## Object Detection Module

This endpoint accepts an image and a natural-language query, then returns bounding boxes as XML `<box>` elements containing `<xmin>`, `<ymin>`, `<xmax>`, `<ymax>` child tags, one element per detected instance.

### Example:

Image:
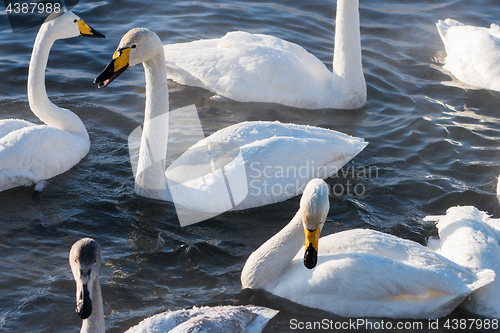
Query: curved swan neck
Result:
<box><xmin>27</xmin><ymin>22</ymin><xmax>88</xmax><ymax>139</ymax></box>
<box><xmin>332</xmin><ymin>0</ymin><xmax>363</xmax><ymax>79</ymax></box>
<box><xmin>28</xmin><ymin>24</ymin><xmax>54</xmax><ymax>114</ymax></box>
<box><xmin>135</xmin><ymin>49</ymin><xmax>170</xmax><ymax>198</ymax></box>
<box><xmin>241</xmin><ymin>210</ymin><xmax>305</xmax><ymax>289</ymax></box>
<box><xmin>81</xmin><ymin>276</ymin><xmax>105</xmax><ymax>333</ymax></box>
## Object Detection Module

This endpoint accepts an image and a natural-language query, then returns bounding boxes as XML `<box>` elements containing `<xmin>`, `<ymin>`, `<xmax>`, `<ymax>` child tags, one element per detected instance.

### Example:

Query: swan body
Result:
<box><xmin>95</xmin><ymin>28</ymin><xmax>366</xmax><ymax>220</ymax></box>
<box><xmin>437</xmin><ymin>18</ymin><xmax>500</xmax><ymax>91</ymax></box>
<box><xmin>70</xmin><ymin>238</ymin><xmax>278</xmax><ymax>333</ymax></box>
<box><xmin>425</xmin><ymin>206</ymin><xmax>500</xmax><ymax>318</ymax></box>
<box><xmin>241</xmin><ymin>179</ymin><xmax>495</xmax><ymax>319</ymax></box>
<box><xmin>0</xmin><ymin>12</ymin><xmax>104</xmax><ymax>192</ymax></box>
<box><xmin>166</xmin><ymin>120</ymin><xmax>367</xmax><ymax>212</ymax></box>
<box><xmin>163</xmin><ymin>0</ymin><xmax>366</xmax><ymax>110</ymax></box>
<box><xmin>124</xmin><ymin>305</ymin><xmax>278</xmax><ymax>333</ymax></box>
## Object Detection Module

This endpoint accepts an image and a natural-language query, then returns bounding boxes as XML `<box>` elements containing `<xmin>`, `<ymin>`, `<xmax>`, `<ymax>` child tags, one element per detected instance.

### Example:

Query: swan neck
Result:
<box><xmin>144</xmin><ymin>54</ymin><xmax>169</xmax><ymax>121</ymax></box>
<box><xmin>28</xmin><ymin>24</ymin><xmax>54</xmax><ymax>116</ymax></box>
<box><xmin>332</xmin><ymin>0</ymin><xmax>362</xmax><ymax>79</ymax></box>
<box><xmin>135</xmin><ymin>52</ymin><xmax>170</xmax><ymax>198</ymax></box>
<box><xmin>241</xmin><ymin>210</ymin><xmax>305</xmax><ymax>289</ymax></box>
<box><xmin>81</xmin><ymin>276</ymin><xmax>105</xmax><ymax>333</ymax></box>
<box><xmin>27</xmin><ymin>23</ymin><xmax>88</xmax><ymax>139</ymax></box>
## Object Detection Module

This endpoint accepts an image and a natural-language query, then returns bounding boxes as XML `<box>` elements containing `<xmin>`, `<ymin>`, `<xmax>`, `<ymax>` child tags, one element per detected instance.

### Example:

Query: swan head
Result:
<box><xmin>94</xmin><ymin>28</ymin><xmax>163</xmax><ymax>88</ymax></box>
<box><xmin>300</xmin><ymin>179</ymin><xmax>329</xmax><ymax>269</ymax></box>
<box><xmin>69</xmin><ymin>238</ymin><xmax>102</xmax><ymax>320</ymax></box>
<box><xmin>42</xmin><ymin>11</ymin><xmax>104</xmax><ymax>40</ymax></box>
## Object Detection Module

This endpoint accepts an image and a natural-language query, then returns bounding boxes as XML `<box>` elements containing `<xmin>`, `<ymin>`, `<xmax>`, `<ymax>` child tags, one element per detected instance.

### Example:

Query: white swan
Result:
<box><xmin>0</xmin><ymin>11</ymin><xmax>104</xmax><ymax>192</ymax></box>
<box><xmin>94</xmin><ymin>28</ymin><xmax>366</xmax><ymax>220</ymax></box>
<box><xmin>437</xmin><ymin>18</ymin><xmax>500</xmax><ymax>91</ymax></box>
<box><xmin>163</xmin><ymin>0</ymin><xmax>366</xmax><ymax>110</ymax></box>
<box><xmin>69</xmin><ymin>238</ymin><xmax>278</xmax><ymax>333</ymax></box>
<box><xmin>425</xmin><ymin>206</ymin><xmax>500</xmax><ymax>318</ymax></box>
<box><xmin>241</xmin><ymin>179</ymin><xmax>495</xmax><ymax>319</ymax></box>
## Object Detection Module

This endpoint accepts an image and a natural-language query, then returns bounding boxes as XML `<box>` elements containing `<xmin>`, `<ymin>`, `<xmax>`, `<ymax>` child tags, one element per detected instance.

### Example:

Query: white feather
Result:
<box><xmin>242</xmin><ymin>180</ymin><xmax>495</xmax><ymax>319</ymax></box>
<box><xmin>0</xmin><ymin>12</ymin><xmax>91</xmax><ymax>192</ymax></box>
<box><xmin>163</xmin><ymin>0</ymin><xmax>366</xmax><ymax>109</ymax></box>
<box><xmin>105</xmin><ymin>28</ymin><xmax>366</xmax><ymax>219</ymax></box>
<box><xmin>437</xmin><ymin>18</ymin><xmax>500</xmax><ymax>91</ymax></box>
<box><xmin>426</xmin><ymin>206</ymin><xmax>500</xmax><ymax>317</ymax></box>
<box><xmin>125</xmin><ymin>305</ymin><xmax>278</xmax><ymax>333</ymax></box>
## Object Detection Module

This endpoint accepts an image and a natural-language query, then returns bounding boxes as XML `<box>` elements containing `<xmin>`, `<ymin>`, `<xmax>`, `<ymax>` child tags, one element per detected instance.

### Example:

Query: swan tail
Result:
<box><xmin>436</xmin><ymin>18</ymin><xmax>464</xmax><ymax>40</ymax></box>
<box><xmin>467</xmin><ymin>269</ymin><xmax>496</xmax><ymax>293</ymax></box>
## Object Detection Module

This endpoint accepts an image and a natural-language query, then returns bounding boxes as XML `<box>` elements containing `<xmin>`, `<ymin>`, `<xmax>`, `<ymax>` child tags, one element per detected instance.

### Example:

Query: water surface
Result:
<box><xmin>1</xmin><ymin>0</ymin><xmax>500</xmax><ymax>332</ymax></box>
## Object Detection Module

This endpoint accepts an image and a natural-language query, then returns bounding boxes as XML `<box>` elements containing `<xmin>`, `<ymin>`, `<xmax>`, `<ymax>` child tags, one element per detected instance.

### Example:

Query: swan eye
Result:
<box><xmin>74</xmin><ymin>19</ymin><xmax>77</xmax><ymax>23</ymax></box>
<box><xmin>131</xmin><ymin>45</ymin><xmax>137</xmax><ymax>49</ymax></box>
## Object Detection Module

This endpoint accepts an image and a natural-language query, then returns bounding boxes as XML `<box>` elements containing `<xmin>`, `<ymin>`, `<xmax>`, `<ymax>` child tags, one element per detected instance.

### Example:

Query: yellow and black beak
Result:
<box><xmin>94</xmin><ymin>47</ymin><xmax>132</xmax><ymax>88</ymax></box>
<box><xmin>77</xmin><ymin>19</ymin><xmax>105</xmax><ymax>38</ymax></box>
<box><xmin>304</xmin><ymin>228</ymin><xmax>321</xmax><ymax>269</ymax></box>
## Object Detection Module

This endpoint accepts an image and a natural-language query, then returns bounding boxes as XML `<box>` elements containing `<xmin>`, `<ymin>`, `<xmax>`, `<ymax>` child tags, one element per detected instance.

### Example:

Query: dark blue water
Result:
<box><xmin>1</xmin><ymin>0</ymin><xmax>500</xmax><ymax>332</ymax></box>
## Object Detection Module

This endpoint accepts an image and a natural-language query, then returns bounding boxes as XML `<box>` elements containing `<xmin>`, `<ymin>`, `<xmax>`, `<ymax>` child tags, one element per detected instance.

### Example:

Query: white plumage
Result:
<box><xmin>164</xmin><ymin>0</ymin><xmax>366</xmax><ymax>109</ymax></box>
<box><xmin>437</xmin><ymin>18</ymin><xmax>500</xmax><ymax>91</ymax></box>
<box><xmin>425</xmin><ymin>206</ymin><xmax>500</xmax><ymax>318</ymax></box>
<box><xmin>0</xmin><ymin>12</ymin><xmax>99</xmax><ymax>192</ymax></box>
<box><xmin>95</xmin><ymin>28</ymin><xmax>366</xmax><ymax>220</ymax></box>
<box><xmin>70</xmin><ymin>238</ymin><xmax>278</xmax><ymax>333</ymax></box>
<box><xmin>125</xmin><ymin>305</ymin><xmax>278</xmax><ymax>333</ymax></box>
<box><xmin>242</xmin><ymin>179</ymin><xmax>495</xmax><ymax>319</ymax></box>
<box><xmin>170</xmin><ymin>120</ymin><xmax>367</xmax><ymax>211</ymax></box>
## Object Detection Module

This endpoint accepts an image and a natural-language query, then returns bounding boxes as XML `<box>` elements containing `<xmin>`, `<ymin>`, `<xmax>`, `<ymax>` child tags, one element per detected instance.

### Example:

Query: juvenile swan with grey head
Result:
<box><xmin>70</xmin><ymin>238</ymin><xmax>105</xmax><ymax>333</ymax></box>
<box><xmin>241</xmin><ymin>178</ymin><xmax>495</xmax><ymax>319</ymax></box>
<box><xmin>69</xmin><ymin>238</ymin><xmax>278</xmax><ymax>332</ymax></box>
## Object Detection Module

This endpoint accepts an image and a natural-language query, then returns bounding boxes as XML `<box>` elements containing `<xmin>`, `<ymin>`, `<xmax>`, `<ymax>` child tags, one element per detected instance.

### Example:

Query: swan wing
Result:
<box><xmin>437</xmin><ymin>19</ymin><xmax>500</xmax><ymax>90</ymax></box>
<box><xmin>0</xmin><ymin>125</ymin><xmax>89</xmax><ymax>190</ymax></box>
<box><xmin>166</xmin><ymin>121</ymin><xmax>366</xmax><ymax>211</ymax></box>
<box><xmin>125</xmin><ymin>305</ymin><xmax>278</xmax><ymax>333</ymax></box>
<box><xmin>164</xmin><ymin>31</ymin><xmax>335</xmax><ymax>108</ymax></box>
<box><xmin>268</xmin><ymin>229</ymin><xmax>493</xmax><ymax>319</ymax></box>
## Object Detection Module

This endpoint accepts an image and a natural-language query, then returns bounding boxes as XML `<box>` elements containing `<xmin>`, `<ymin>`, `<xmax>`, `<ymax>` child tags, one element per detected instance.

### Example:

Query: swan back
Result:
<box><xmin>436</xmin><ymin>19</ymin><xmax>500</xmax><ymax>91</ymax></box>
<box><xmin>125</xmin><ymin>305</ymin><xmax>278</xmax><ymax>333</ymax></box>
<box><xmin>428</xmin><ymin>206</ymin><xmax>500</xmax><ymax>317</ymax></box>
